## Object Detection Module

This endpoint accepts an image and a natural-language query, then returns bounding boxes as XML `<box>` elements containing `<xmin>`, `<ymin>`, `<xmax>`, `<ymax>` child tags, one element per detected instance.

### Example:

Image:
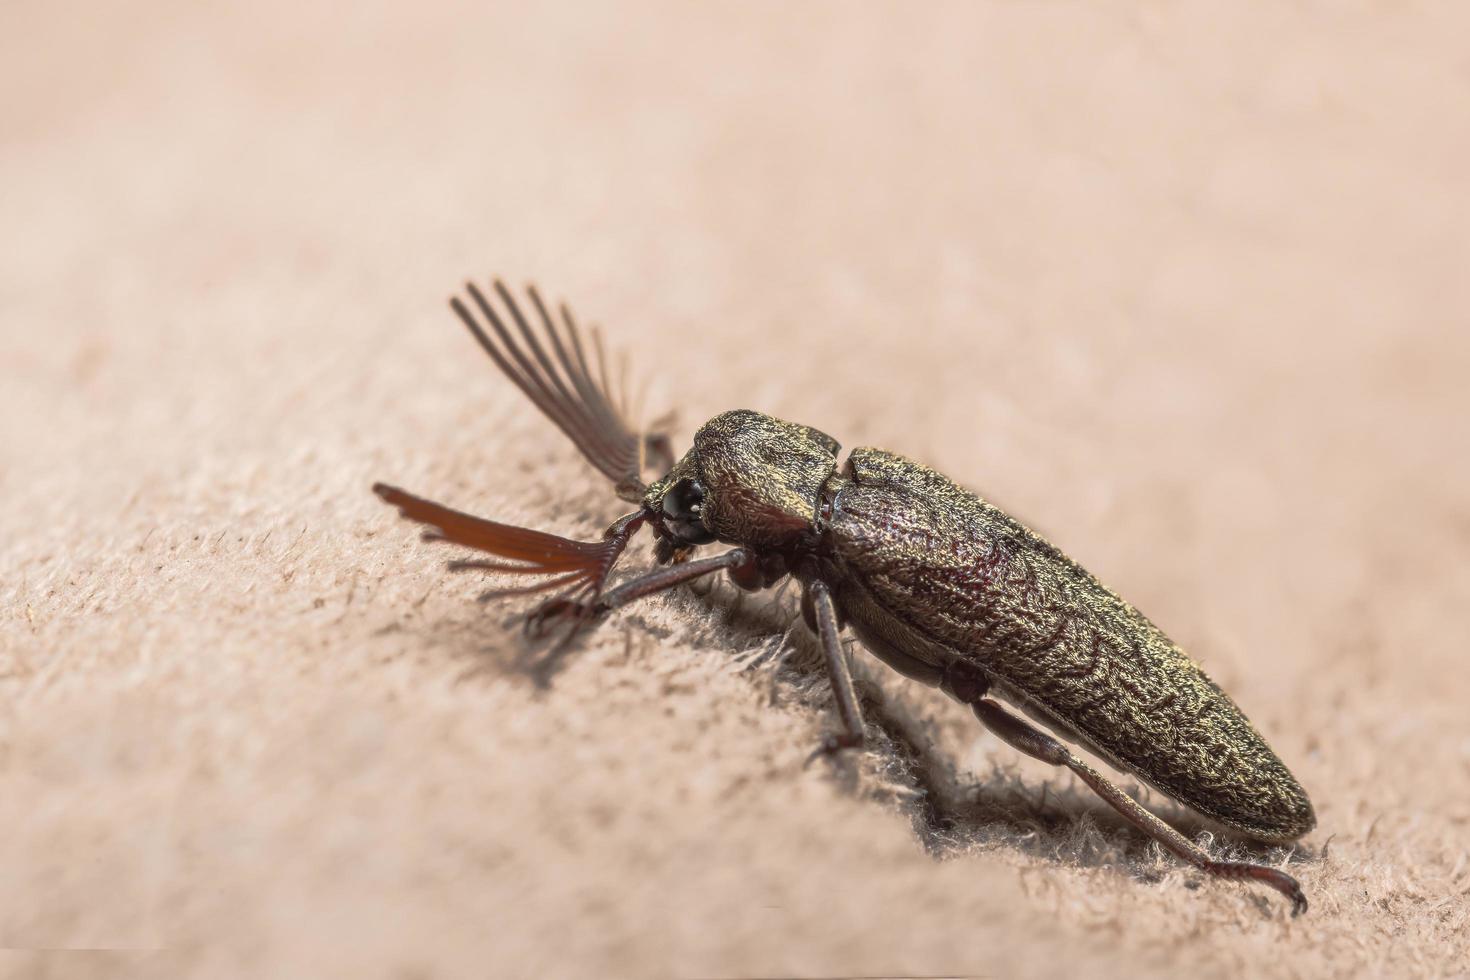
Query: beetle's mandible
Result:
<box><xmin>373</xmin><ymin>279</ymin><xmax>1316</xmax><ymax>915</ymax></box>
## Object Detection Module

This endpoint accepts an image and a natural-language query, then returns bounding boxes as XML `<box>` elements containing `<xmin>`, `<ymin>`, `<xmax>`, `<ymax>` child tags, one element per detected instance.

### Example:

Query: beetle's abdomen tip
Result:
<box><xmin>1242</xmin><ymin>789</ymin><xmax>1317</xmax><ymax>844</ymax></box>
<box><xmin>1283</xmin><ymin>802</ymin><xmax>1318</xmax><ymax>842</ymax></box>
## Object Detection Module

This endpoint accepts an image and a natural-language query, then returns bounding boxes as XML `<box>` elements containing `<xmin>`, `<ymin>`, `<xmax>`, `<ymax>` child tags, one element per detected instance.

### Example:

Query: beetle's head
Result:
<box><xmin>644</xmin><ymin>409</ymin><xmax>840</xmax><ymax>551</ymax></box>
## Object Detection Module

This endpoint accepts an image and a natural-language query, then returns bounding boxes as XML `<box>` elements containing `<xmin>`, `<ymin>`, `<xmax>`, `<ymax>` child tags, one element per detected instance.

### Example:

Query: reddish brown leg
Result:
<box><xmin>971</xmin><ymin>698</ymin><xmax>1308</xmax><ymax>915</ymax></box>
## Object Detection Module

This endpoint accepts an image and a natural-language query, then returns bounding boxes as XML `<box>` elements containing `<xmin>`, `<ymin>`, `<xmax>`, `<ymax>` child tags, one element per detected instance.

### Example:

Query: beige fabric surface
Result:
<box><xmin>4</xmin><ymin>3</ymin><xmax>1469</xmax><ymax>977</ymax></box>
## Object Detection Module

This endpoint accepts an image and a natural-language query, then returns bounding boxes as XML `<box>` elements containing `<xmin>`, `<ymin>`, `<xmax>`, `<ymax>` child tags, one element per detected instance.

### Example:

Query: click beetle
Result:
<box><xmin>374</xmin><ymin>279</ymin><xmax>1315</xmax><ymax>914</ymax></box>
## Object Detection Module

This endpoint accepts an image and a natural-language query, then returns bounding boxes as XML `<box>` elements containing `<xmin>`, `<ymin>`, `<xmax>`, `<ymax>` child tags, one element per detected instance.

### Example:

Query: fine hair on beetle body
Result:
<box><xmin>373</xmin><ymin>277</ymin><xmax>1317</xmax><ymax>916</ymax></box>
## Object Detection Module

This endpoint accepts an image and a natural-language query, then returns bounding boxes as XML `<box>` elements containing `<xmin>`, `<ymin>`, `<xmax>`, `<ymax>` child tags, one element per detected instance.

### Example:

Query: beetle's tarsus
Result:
<box><xmin>1204</xmin><ymin>860</ymin><xmax>1308</xmax><ymax>916</ymax></box>
<box><xmin>803</xmin><ymin>731</ymin><xmax>864</xmax><ymax>770</ymax></box>
<box><xmin>522</xmin><ymin>595</ymin><xmax>603</xmax><ymax>638</ymax></box>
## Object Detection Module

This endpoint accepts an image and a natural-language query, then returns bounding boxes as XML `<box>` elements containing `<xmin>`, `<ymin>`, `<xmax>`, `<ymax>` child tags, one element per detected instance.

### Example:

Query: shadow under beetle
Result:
<box><xmin>374</xmin><ymin>279</ymin><xmax>1316</xmax><ymax>915</ymax></box>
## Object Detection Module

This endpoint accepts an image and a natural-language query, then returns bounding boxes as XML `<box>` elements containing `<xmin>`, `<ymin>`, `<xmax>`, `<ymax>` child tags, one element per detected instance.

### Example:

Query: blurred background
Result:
<box><xmin>3</xmin><ymin>2</ymin><xmax>1468</xmax><ymax>977</ymax></box>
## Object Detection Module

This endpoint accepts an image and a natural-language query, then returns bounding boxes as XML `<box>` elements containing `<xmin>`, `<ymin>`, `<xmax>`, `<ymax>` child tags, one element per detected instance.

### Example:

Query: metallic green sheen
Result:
<box><xmin>819</xmin><ymin>446</ymin><xmax>1315</xmax><ymax>843</ymax></box>
<box><xmin>646</xmin><ymin>409</ymin><xmax>840</xmax><ymax>552</ymax></box>
<box><xmin>663</xmin><ymin>410</ymin><xmax>1315</xmax><ymax>845</ymax></box>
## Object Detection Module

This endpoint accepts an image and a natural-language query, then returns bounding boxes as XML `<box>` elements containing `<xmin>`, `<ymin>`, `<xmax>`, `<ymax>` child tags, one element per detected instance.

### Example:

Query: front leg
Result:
<box><xmin>517</xmin><ymin>547</ymin><xmax>762</xmax><ymax>683</ymax></box>
<box><xmin>526</xmin><ymin>548</ymin><xmax>761</xmax><ymax>637</ymax></box>
<box><xmin>801</xmin><ymin>579</ymin><xmax>866</xmax><ymax>766</ymax></box>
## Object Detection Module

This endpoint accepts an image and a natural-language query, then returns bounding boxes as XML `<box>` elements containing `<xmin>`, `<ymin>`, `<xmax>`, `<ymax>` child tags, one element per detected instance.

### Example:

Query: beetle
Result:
<box><xmin>373</xmin><ymin>278</ymin><xmax>1316</xmax><ymax>914</ymax></box>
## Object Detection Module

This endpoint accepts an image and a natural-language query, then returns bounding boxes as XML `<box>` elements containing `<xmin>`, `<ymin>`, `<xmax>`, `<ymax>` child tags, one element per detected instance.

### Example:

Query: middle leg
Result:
<box><xmin>801</xmin><ymin>579</ymin><xmax>866</xmax><ymax>765</ymax></box>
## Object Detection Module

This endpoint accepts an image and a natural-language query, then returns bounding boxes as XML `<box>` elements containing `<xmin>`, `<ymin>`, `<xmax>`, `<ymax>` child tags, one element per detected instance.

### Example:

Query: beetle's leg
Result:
<box><xmin>520</xmin><ymin>548</ymin><xmax>760</xmax><ymax>683</ymax></box>
<box><xmin>603</xmin><ymin>548</ymin><xmax>759</xmax><ymax>609</ymax></box>
<box><xmin>801</xmin><ymin>579</ymin><xmax>866</xmax><ymax>766</ymax></box>
<box><xmin>526</xmin><ymin>548</ymin><xmax>759</xmax><ymax>634</ymax></box>
<box><xmin>970</xmin><ymin>698</ymin><xmax>1308</xmax><ymax>916</ymax></box>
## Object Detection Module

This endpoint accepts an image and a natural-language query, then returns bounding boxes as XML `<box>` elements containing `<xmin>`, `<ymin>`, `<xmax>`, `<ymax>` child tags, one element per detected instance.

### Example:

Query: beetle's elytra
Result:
<box><xmin>374</xmin><ymin>279</ymin><xmax>1316</xmax><ymax>914</ymax></box>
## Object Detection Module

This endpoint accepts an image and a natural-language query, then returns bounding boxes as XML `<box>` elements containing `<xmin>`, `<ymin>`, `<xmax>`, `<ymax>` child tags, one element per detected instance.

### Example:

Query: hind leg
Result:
<box><xmin>971</xmin><ymin>698</ymin><xmax>1307</xmax><ymax>915</ymax></box>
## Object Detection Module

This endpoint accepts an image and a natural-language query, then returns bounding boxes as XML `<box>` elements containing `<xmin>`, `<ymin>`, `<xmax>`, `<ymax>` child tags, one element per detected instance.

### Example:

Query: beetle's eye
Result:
<box><xmin>662</xmin><ymin>478</ymin><xmax>704</xmax><ymax>522</ymax></box>
<box><xmin>661</xmin><ymin>477</ymin><xmax>716</xmax><ymax>545</ymax></box>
